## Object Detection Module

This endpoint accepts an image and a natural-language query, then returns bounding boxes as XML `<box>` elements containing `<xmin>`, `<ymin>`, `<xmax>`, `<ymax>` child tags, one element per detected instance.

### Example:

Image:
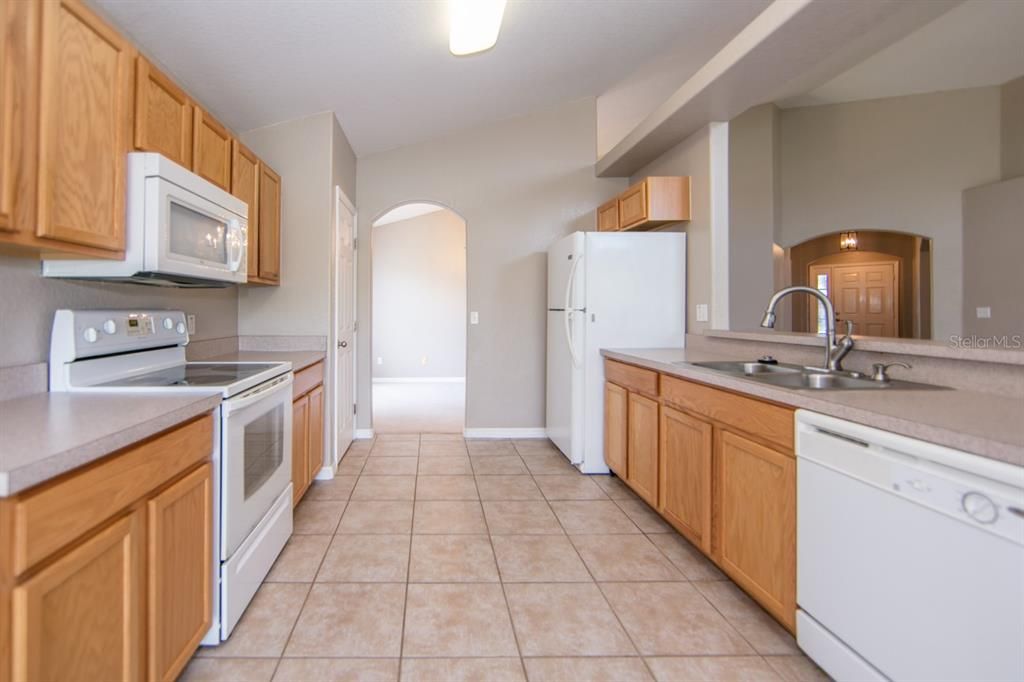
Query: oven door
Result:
<box><xmin>143</xmin><ymin>175</ymin><xmax>246</xmax><ymax>284</ymax></box>
<box><xmin>221</xmin><ymin>373</ymin><xmax>293</xmax><ymax>559</ymax></box>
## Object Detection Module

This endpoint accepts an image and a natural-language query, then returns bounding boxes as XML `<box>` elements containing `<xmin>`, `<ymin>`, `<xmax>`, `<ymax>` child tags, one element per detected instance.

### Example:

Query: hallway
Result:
<box><xmin>372</xmin><ymin>381</ymin><xmax>465</xmax><ymax>434</ymax></box>
<box><xmin>182</xmin><ymin>434</ymin><xmax>828</xmax><ymax>681</ymax></box>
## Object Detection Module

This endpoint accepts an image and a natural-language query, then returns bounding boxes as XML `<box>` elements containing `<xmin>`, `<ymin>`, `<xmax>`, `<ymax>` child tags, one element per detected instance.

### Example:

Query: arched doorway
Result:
<box><xmin>370</xmin><ymin>202</ymin><xmax>467</xmax><ymax>433</ymax></box>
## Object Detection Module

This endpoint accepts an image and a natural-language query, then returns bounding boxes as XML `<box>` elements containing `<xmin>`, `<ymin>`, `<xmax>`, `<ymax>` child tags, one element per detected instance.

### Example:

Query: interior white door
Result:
<box><xmin>334</xmin><ymin>187</ymin><xmax>356</xmax><ymax>459</ymax></box>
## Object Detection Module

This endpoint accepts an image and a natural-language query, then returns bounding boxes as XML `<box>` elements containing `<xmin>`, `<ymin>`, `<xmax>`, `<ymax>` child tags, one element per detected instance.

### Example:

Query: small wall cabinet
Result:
<box><xmin>595</xmin><ymin>176</ymin><xmax>691</xmax><ymax>232</ymax></box>
<box><xmin>255</xmin><ymin>163</ymin><xmax>282</xmax><ymax>284</ymax></box>
<box><xmin>134</xmin><ymin>56</ymin><xmax>193</xmax><ymax>169</ymax></box>
<box><xmin>604</xmin><ymin>359</ymin><xmax>796</xmax><ymax>632</ymax></box>
<box><xmin>292</xmin><ymin>361</ymin><xmax>326</xmax><ymax>505</ymax></box>
<box><xmin>1</xmin><ymin>414</ymin><xmax>215</xmax><ymax>682</ymax></box>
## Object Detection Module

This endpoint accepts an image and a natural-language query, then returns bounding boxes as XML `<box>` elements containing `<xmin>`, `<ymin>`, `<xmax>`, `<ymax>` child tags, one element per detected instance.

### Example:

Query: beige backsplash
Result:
<box><xmin>687</xmin><ymin>333</ymin><xmax>1024</xmax><ymax>399</ymax></box>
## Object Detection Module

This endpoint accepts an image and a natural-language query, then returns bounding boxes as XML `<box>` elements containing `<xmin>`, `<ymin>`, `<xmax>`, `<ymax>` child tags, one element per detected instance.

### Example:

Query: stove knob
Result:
<box><xmin>102</xmin><ymin>319</ymin><xmax>117</xmax><ymax>335</ymax></box>
<box><xmin>962</xmin><ymin>491</ymin><xmax>998</xmax><ymax>524</ymax></box>
<box><xmin>176</xmin><ymin>322</ymin><xmax>186</xmax><ymax>335</ymax></box>
<box><xmin>82</xmin><ymin>327</ymin><xmax>99</xmax><ymax>343</ymax></box>
<box><xmin>163</xmin><ymin>317</ymin><xmax>174</xmax><ymax>331</ymax></box>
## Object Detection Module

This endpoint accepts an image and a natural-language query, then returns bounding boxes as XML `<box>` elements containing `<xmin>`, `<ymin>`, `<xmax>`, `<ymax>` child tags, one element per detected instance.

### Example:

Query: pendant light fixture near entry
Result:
<box><xmin>839</xmin><ymin>231</ymin><xmax>859</xmax><ymax>251</ymax></box>
<box><xmin>449</xmin><ymin>0</ymin><xmax>507</xmax><ymax>56</ymax></box>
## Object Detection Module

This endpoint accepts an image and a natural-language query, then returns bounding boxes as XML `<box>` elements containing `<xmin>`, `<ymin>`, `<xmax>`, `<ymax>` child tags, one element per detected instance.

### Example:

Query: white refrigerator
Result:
<box><xmin>546</xmin><ymin>231</ymin><xmax>686</xmax><ymax>474</ymax></box>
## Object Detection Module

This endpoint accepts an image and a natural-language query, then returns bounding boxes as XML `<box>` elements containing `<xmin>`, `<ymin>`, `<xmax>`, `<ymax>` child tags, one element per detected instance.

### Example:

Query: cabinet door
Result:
<box><xmin>603</xmin><ymin>382</ymin><xmax>628</xmax><ymax>477</ymax></box>
<box><xmin>626</xmin><ymin>392</ymin><xmax>659</xmax><ymax>506</ymax></box>
<box><xmin>715</xmin><ymin>429</ymin><xmax>796</xmax><ymax>631</ymax></box>
<box><xmin>596</xmin><ymin>199</ymin><xmax>619</xmax><ymax>232</ymax></box>
<box><xmin>307</xmin><ymin>385</ymin><xmax>324</xmax><ymax>484</ymax></box>
<box><xmin>12</xmin><ymin>511</ymin><xmax>143</xmax><ymax>682</ymax></box>
<box><xmin>147</xmin><ymin>463</ymin><xmax>212</xmax><ymax>682</ymax></box>
<box><xmin>291</xmin><ymin>395</ymin><xmax>309</xmax><ymax>506</ymax></box>
<box><xmin>192</xmin><ymin>107</ymin><xmax>231</xmax><ymax>191</ymax></box>
<box><xmin>134</xmin><ymin>56</ymin><xmax>192</xmax><ymax>168</ymax></box>
<box><xmin>659</xmin><ymin>406</ymin><xmax>712</xmax><ymax>553</ymax></box>
<box><xmin>257</xmin><ymin>162</ymin><xmax>281</xmax><ymax>282</ymax></box>
<box><xmin>0</xmin><ymin>0</ymin><xmax>22</xmax><ymax>233</ymax></box>
<box><xmin>230</xmin><ymin>141</ymin><xmax>259</xmax><ymax>279</ymax></box>
<box><xmin>36</xmin><ymin>0</ymin><xmax>132</xmax><ymax>251</ymax></box>
<box><xmin>618</xmin><ymin>180</ymin><xmax>647</xmax><ymax>229</ymax></box>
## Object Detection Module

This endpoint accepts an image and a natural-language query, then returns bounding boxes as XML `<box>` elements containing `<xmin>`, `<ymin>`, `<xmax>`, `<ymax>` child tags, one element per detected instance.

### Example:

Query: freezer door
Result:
<box><xmin>547</xmin><ymin>231</ymin><xmax>585</xmax><ymax>310</ymax></box>
<box><xmin>546</xmin><ymin>309</ymin><xmax>584</xmax><ymax>464</ymax></box>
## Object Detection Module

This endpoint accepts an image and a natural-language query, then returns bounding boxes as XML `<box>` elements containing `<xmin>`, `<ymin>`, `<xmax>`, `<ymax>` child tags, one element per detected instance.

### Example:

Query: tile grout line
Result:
<box><xmin>396</xmin><ymin>434</ymin><xmax>421</xmax><ymax>680</ymax></box>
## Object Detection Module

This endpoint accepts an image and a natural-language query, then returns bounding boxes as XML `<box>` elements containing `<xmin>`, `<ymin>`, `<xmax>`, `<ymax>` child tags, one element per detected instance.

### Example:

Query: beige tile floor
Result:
<box><xmin>181</xmin><ymin>434</ymin><xmax>830</xmax><ymax>682</ymax></box>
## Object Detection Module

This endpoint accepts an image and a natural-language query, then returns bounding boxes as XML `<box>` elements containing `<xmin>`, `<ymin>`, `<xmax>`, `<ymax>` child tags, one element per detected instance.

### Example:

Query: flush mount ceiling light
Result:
<box><xmin>449</xmin><ymin>0</ymin><xmax>507</xmax><ymax>56</ymax></box>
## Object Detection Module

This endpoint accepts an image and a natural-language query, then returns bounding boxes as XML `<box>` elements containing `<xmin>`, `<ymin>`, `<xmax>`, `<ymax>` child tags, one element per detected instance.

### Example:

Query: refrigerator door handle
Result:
<box><xmin>563</xmin><ymin>254</ymin><xmax>584</xmax><ymax>367</ymax></box>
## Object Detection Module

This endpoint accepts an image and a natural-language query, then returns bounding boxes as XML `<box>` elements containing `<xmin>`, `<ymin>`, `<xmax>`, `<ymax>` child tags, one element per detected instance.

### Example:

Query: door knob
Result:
<box><xmin>338</xmin><ymin>340</ymin><xmax>348</xmax><ymax>348</ymax></box>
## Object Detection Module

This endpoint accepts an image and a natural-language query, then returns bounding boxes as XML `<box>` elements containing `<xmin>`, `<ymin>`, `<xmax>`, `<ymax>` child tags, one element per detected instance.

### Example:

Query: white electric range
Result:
<box><xmin>49</xmin><ymin>309</ymin><xmax>294</xmax><ymax>644</ymax></box>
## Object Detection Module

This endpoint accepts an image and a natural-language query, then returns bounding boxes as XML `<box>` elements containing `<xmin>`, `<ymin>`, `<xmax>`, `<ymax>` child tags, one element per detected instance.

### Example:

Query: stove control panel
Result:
<box><xmin>51</xmin><ymin>309</ymin><xmax>189</xmax><ymax>361</ymax></box>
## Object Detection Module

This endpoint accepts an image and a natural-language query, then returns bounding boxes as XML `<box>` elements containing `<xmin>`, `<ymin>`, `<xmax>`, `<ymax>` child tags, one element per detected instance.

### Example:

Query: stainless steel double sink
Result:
<box><xmin>683</xmin><ymin>360</ymin><xmax>946</xmax><ymax>391</ymax></box>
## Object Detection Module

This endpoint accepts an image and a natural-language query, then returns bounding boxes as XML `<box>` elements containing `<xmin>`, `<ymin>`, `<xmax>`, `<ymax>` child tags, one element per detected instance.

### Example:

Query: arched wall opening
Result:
<box><xmin>369</xmin><ymin>201</ymin><xmax>468</xmax><ymax>433</ymax></box>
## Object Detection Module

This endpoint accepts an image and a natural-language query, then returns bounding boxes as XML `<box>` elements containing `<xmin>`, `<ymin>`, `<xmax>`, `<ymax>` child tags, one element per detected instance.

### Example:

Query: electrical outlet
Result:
<box><xmin>186</xmin><ymin>314</ymin><xmax>196</xmax><ymax>335</ymax></box>
<box><xmin>696</xmin><ymin>304</ymin><xmax>709</xmax><ymax>323</ymax></box>
<box><xmin>470</xmin><ymin>311</ymin><xmax>479</xmax><ymax>325</ymax></box>
<box><xmin>376</xmin><ymin>356</ymin><xmax>383</xmax><ymax>365</ymax></box>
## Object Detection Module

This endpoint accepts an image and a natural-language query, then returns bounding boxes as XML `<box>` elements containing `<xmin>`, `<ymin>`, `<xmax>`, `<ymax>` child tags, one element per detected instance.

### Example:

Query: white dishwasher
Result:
<box><xmin>795</xmin><ymin>410</ymin><xmax>1024</xmax><ymax>682</ymax></box>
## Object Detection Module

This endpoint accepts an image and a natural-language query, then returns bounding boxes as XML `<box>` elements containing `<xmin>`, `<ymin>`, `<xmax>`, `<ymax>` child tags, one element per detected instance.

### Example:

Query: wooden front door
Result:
<box><xmin>808</xmin><ymin>261</ymin><xmax>898</xmax><ymax>337</ymax></box>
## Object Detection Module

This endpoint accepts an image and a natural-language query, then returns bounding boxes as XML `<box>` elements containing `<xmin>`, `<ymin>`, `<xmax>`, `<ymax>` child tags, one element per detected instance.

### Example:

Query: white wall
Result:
<box><xmin>1003</xmin><ymin>76</ymin><xmax>1024</xmax><ymax>180</ymax></box>
<box><xmin>372</xmin><ymin>209</ymin><xmax>466</xmax><ymax>379</ymax></box>
<box><xmin>778</xmin><ymin>87</ymin><xmax>1003</xmax><ymax>338</ymax></box>
<box><xmin>0</xmin><ymin>251</ymin><xmax>238</xmax><ymax>368</ymax></box>
<box><xmin>356</xmin><ymin>98</ymin><xmax>626</xmax><ymax>430</ymax></box>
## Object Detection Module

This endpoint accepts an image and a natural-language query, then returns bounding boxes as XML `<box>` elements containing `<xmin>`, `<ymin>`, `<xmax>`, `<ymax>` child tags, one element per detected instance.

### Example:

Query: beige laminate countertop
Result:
<box><xmin>0</xmin><ymin>392</ymin><xmax>222</xmax><ymax>497</ymax></box>
<box><xmin>207</xmin><ymin>350</ymin><xmax>325</xmax><ymax>372</ymax></box>
<box><xmin>603</xmin><ymin>348</ymin><xmax>1024</xmax><ymax>467</ymax></box>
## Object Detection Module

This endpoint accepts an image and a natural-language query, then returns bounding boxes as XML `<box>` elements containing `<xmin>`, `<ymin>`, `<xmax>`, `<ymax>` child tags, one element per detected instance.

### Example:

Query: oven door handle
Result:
<box><xmin>221</xmin><ymin>373</ymin><xmax>293</xmax><ymax>415</ymax></box>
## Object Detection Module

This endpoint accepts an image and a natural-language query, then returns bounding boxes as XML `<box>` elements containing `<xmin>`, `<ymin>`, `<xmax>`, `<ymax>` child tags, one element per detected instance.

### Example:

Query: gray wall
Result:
<box><xmin>356</xmin><ymin>98</ymin><xmax>626</xmax><ymax>430</ymax></box>
<box><xmin>778</xmin><ymin>87</ymin><xmax>1003</xmax><ymax>339</ymax></box>
<box><xmin>727</xmin><ymin>104</ymin><xmax>779</xmax><ymax>330</ymax></box>
<box><xmin>0</xmin><ymin>250</ymin><xmax>237</xmax><ymax>368</ymax></box>
<box><xmin>372</xmin><ymin>210</ymin><xmax>466</xmax><ymax>379</ymax></box>
<box><xmin>962</xmin><ymin>176</ymin><xmax>1024</xmax><ymax>337</ymax></box>
<box><xmin>1002</xmin><ymin>76</ymin><xmax>1024</xmax><ymax>180</ymax></box>
<box><xmin>628</xmin><ymin>127</ymin><xmax>712</xmax><ymax>333</ymax></box>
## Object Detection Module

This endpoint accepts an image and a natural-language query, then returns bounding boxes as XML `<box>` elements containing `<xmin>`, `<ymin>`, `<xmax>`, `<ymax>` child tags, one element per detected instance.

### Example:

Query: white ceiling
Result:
<box><xmin>95</xmin><ymin>0</ymin><xmax>769</xmax><ymax>156</ymax></box>
<box><xmin>781</xmin><ymin>0</ymin><xmax>1024</xmax><ymax>108</ymax></box>
<box><xmin>372</xmin><ymin>202</ymin><xmax>445</xmax><ymax>227</ymax></box>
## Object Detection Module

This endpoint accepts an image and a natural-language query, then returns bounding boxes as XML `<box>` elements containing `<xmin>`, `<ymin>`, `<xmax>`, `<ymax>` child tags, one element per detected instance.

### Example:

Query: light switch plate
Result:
<box><xmin>470</xmin><ymin>311</ymin><xmax>479</xmax><ymax>325</ymax></box>
<box><xmin>696</xmin><ymin>304</ymin><xmax>709</xmax><ymax>322</ymax></box>
<box><xmin>976</xmin><ymin>306</ymin><xmax>991</xmax><ymax>319</ymax></box>
<box><xmin>186</xmin><ymin>314</ymin><xmax>196</xmax><ymax>335</ymax></box>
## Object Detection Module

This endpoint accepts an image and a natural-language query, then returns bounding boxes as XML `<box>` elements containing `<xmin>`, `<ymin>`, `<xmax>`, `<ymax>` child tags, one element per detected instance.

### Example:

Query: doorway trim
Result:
<box><xmin>330</xmin><ymin>185</ymin><xmax>360</xmax><ymax>465</ymax></box>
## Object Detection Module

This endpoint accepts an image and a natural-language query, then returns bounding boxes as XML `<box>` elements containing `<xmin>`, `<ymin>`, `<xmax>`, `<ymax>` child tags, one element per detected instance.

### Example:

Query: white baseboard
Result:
<box><xmin>463</xmin><ymin>427</ymin><xmax>548</xmax><ymax>439</ymax></box>
<box><xmin>354</xmin><ymin>428</ymin><xmax>375</xmax><ymax>440</ymax></box>
<box><xmin>373</xmin><ymin>377</ymin><xmax>466</xmax><ymax>384</ymax></box>
<box><xmin>314</xmin><ymin>466</ymin><xmax>334</xmax><ymax>481</ymax></box>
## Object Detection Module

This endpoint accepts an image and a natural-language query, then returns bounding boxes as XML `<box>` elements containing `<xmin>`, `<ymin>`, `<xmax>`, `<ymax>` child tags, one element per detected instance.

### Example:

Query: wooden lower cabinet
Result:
<box><xmin>603</xmin><ymin>382</ymin><xmax>628</xmax><ymax>477</ymax></box>
<box><xmin>715</xmin><ymin>429</ymin><xmax>796</xmax><ymax>631</ymax></box>
<box><xmin>2</xmin><ymin>415</ymin><xmax>214</xmax><ymax>682</ymax></box>
<box><xmin>659</xmin><ymin>406</ymin><xmax>713</xmax><ymax>553</ymax></box>
<box><xmin>626</xmin><ymin>392</ymin><xmax>659</xmax><ymax>506</ymax></box>
<box><xmin>292</xmin><ymin>361</ymin><xmax>326</xmax><ymax>505</ymax></box>
<box><xmin>147</xmin><ymin>463</ymin><xmax>213</xmax><ymax>682</ymax></box>
<box><xmin>603</xmin><ymin>359</ymin><xmax>796</xmax><ymax>633</ymax></box>
<box><xmin>12</xmin><ymin>512</ymin><xmax>143</xmax><ymax>682</ymax></box>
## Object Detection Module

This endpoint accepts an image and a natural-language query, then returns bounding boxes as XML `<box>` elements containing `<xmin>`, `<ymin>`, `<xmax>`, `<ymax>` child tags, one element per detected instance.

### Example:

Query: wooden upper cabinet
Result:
<box><xmin>307</xmin><ymin>385</ymin><xmax>324</xmax><ymax>484</ymax></box>
<box><xmin>618</xmin><ymin>181</ymin><xmax>648</xmax><ymax>229</ymax></box>
<box><xmin>604</xmin><ymin>382</ymin><xmax>628</xmax><ymax>477</ymax></box>
<box><xmin>134</xmin><ymin>56</ymin><xmax>192</xmax><ymax>168</ymax></box>
<box><xmin>659</xmin><ymin>406</ymin><xmax>713</xmax><ymax>553</ymax></box>
<box><xmin>192</xmin><ymin>107</ymin><xmax>232</xmax><ymax>191</ymax></box>
<box><xmin>35</xmin><ymin>0</ymin><xmax>132</xmax><ymax>252</ymax></box>
<box><xmin>715</xmin><ymin>429</ymin><xmax>796</xmax><ymax>631</ymax></box>
<box><xmin>626</xmin><ymin>392</ymin><xmax>659</xmax><ymax>506</ymax></box>
<box><xmin>257</xmin><ymin>162</ymin><xmax>281</xmax><ymax>283</ymax></box>
<box><xmin>596</xmin><ymin>198</ymin><xmax>619</xmax><ymax>232</ymax></box>
<box><xmin>147</xmin><ymin>463</ymin><xmax>212</xmax><ymax>682</ymax></box>
<box><xmin>12</xmin><ymin>511</ymin><xmax>143</xmax><ymax>682</ymax></box>
<box><xmin>0</xmin><ymin>0</ymin><xmax>18</xmax><ymax>233</ymax></box>
<box><xmin>230</xmin><ymin>141</ymin><xmax>260</xmax><ymax>279</ymax></box>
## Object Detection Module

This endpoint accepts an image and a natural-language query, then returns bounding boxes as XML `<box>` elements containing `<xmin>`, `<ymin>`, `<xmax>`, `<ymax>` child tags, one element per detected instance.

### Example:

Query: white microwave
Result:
<box><xmin>43</xmin><ymin>153</ymin><xmax>248</xmax><ymax>287</ymax></box>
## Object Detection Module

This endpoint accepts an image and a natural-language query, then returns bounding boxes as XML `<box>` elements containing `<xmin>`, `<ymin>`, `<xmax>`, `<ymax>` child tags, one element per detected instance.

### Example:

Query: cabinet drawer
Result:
<box><xmin>604</xmin><ymin>359</ymin><xmax>658</xmax><ymax>398</ymax></box>
<box><xmin>293</xmin><ymin>360</ymin><xmax>325</xmax><ymax>399</ymax></box>
<box><xmin>661</xmin><ymin>375</ymin><xmax>793</xmax><ymax>452</ymax></box>
<box><xmin>9</xmin><ymin>415</ymin><xmax>213</xmax><ymax>576</ymax></box>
